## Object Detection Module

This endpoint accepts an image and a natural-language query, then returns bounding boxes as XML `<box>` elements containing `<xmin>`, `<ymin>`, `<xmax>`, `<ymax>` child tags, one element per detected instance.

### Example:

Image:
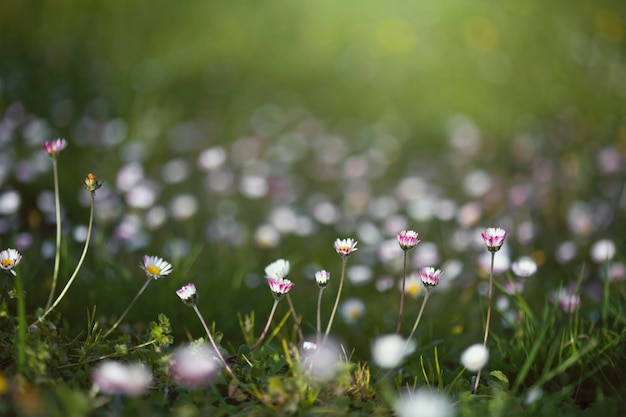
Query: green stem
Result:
<box><xmin>406</xmin><ymin>289</ymin><xmax>431</xmax><ymax>343</ymax></box>
<box><xmin>193</xmin><ymin>305</ymin><xmax>239</xmax><ymax>383</ymax></box>
<box><xmin>44</xmin><ymin>158</ymin><xmax>62</xmax><ymax>311</ymax></box>
<box><xmin>15</xmin><ymin>271</ymin><xmax>27</xmax><ymax>374</ymax></box>
<box><xmin>395</xmin><ymin>251</ymin><xmax>409</xmax><ymax>334</ymax></box>
<box><xmin>250</xmin><ymin>299</ymin><xmax>280</xmax><ymax>352</ymax></box>
<box><xmin>316</xmin><ymin>287</ymin><xmax>325</xmax><ymax>344</ymax></box>
<box><xmin>103</xmin><ymin>278</ymin><xmax>152</xmax><ymax>338</ymax></box>
<box><xmin>474</xmin><ymin>251</ymin><xmax>495</xmax><ymax>394</ymax></box>
<box><xmin>38</xmin><ymin>192</ymin><xmax>95</xmax><ymax>324</ymax></box>
<box><xmin>323</xmin><ymin>256</ymin><xmax>347</xmax><ymax>344</ymax></box>
<box><xmin>285</xmin><ymin>293</ymin><xmax>304</xmax><ymax>343</ymax></box>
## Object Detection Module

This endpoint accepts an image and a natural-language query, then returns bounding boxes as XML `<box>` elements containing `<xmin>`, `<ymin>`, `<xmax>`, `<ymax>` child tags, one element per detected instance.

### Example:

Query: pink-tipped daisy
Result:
<box><xmin>267</xmin><ymin>277</ymin><xmax>294</xmax><ymax>299</ymax></box>
<box><xmin>315</xmin><ymin>270</ymin><xmax>330</xmax><ymax>288</ymax></box>
<box><xmin>397</xmin><ymin>230</ymin><xmax>420</xmax><ymax>251</ymax></box>
<box><xmin>140</xmin><ymin>255</ymin><xmax>173</xmax><ymax>279</ymax></box>
<box><xmin>0</xmin><ymin>248</ymin><xmax>22</xmax><ymax>276</ymax></box>
<box><xmin>334</xmin><ymin>238</ymin><xmax>358</xmax><ymax>257</ymax></box>
<box><xmin>264</xmin><ymin>258</ymin><xmax>290</xmax><ymax>279</ymax></box>
<box><xmin>481</xmin><ymin>227</ymin><xmax>508</xmax><ymax>252</ymax></box>
<box><xmin>418</xmin><ymin>266</ymin><xmax>444</xmax><ymax>288</ymax></box>
<box><xmin>176</xmin><ymin>283</ymin><xmax>198</xmax><ymax>307</ymax></box>
<box><xmin>43</xmin><ymin>138</ymin><xmax>68</xmax><ymax>158</ymax></box>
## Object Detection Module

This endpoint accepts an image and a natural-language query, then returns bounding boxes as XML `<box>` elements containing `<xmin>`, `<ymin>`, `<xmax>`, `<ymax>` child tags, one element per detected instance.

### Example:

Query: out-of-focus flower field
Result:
<box><xmin>1</xmin><ymin>1</ymin><xmax>625</xmax><ymax>416</ymax></box>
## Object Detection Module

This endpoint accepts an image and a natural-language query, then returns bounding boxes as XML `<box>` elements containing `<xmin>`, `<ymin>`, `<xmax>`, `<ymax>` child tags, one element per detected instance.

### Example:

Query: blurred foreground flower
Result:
<box><xmin>0</xmin><ymin>248</ymin><xmax>21</xmax><ymax>276</ymax></box>
<box><xmin>92</xmin><ymin>361</ymin><xmax>152</xmax><ymax>397</ymax></box>
<box><xmin>461</xmin><ymin>344</ymin><xmax>489</xmax><ymax>372</ymax></box>
<box><xmin>371</xmin><ymin>334</ymin><xmax>415</xmax><ymax>369</ymax></box>
<box><xmin>170</xmin><ymin>344</ymin><xmax>221</xmax><ymax>388</ymax></box>
<box><xmin>394</xmin><ymin>389</ymin><xmax>454</xmax><ymax>417</ymax></box>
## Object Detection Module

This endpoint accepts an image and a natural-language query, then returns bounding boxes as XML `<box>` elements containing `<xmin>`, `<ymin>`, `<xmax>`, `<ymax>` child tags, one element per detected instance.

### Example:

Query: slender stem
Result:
<box><xmin>323</xmin><ymin>256</ymin><xmax>347</xmax><ymax>344</ymax></box>
<box><xmin>38</xmin><ymin>192</ymin><xmax>95</xmax><ymax>324</ymax></box>
<box><xmin>406</xmin><ymin>289</ymin><xmax>431</xmax><ymax>343</ymax></box>
<box><xmin>15</xmin><ymin>271</ymin><xmax>27</xmax><ymax>374</ymax></box>
<box><xmin>250</xmin><ymin>299</ymin><xmax>280</xmax><ymax>352</ymax></box>
<box><xmin>192</xmin><ymin>305</ymin><xmax>239</xmax><ymax>382</ymax></box>
<box><xmin>285</xmin><ymin>293</ymin><xmax>304</xmax><ymax>343</ymax></box>
<box><xmin>395</xmin><ymin>251</ymin><xmax>409</xmax><ymax>334</ymax></box>
<box><xmin>474</xmin><ymin>251</ymin><xmax>495</xmax><ymax>394</ymax></box>
<box><xmin>45</xmin><ymin>158</ymin><xmax>62</xmax><ymax>311</ymax></box>
<box><xmin>316</xmin><ymin>287</ymin><xmax>325</xmax><ymax>344</ymax></box>
<box><xmin>103</xmin><ymin>278</ymin><xmax>152</xmax><ymax>338</ymax></box>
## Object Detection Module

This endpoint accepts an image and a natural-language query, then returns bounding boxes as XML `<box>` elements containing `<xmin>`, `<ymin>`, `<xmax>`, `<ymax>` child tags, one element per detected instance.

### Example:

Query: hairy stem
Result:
<box><xmin>193</xmin><ymin>305</ymin><xmax>239</xmax><ymax>382</ymax></box>
<box><xmin>250</xmin><ymin>299</ymin><xmax>280</xmax><ymax>352</ymax></box>
<box><xmin>395</xmin><ymin>251</ymin><xmax>409</xmax><ymax>334</ymax></box>
<box><xmin>38</xmin><ymin>192</ymin><xmax>95</xmax><ymax>324</ymax></box>
<box><xmin>103</xmin><ymin>278</ymin><xmax>152</xmax><ymax>338</ymax></box>
<box><xmin>323</xmin><ymin>256</ymin><xmax>347</xmax><ymax>344</ymax></box>
<box><xmin>474</xmin><ymin>251</ymin><xmax>495</xmax><ymax>394</ymax></box>
<box><xmin>44</xmin><ymin>159</ymin><xmax>62</xmax><ymax>311</ymax></box>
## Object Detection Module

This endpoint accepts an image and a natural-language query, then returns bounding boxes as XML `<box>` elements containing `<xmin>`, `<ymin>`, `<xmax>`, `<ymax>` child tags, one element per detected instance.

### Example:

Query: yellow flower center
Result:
<box><xmin>1</xmin><ymin>260</ymin><xmax>13</xmax><ymax>267</ymax></box>
<box><xmin>407</xmin><ymin>283</ymin><xmax>422</xmax><ymax>297</ymax></box>
<box><xmin>147</xmin><ymin>265</ymin><xmax>161</xmax><ymax>275</ymax></box>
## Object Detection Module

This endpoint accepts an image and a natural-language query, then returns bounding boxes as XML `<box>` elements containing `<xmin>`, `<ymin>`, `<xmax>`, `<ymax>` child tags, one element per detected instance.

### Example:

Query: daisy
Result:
<box><xmin>397</xmin><ymin>230</ymin><xmax>420</xmax><ymax>251</ymax></box>
<box><xmin>140</xmin><ymin>255</ymin><xmax>173</xmax><ymax>279</ymax></box>
<box><xmin>264</xmin><ymin>258</ymin><xmax>290</xmax><ymax>279</ymax></box>
<box><xmin>92</xmin><ymin>361</ymin><xmax>152</xmax><ymax>397</ymax></box>
<box><xmin>334</xmin><ymin>238</ymin><xmax>358</xmax><ymax>257</ymax></box>
<box><xmin>43</xmin><ymin>138</ymin><xmax>68</xmax><ymax>158</ymax></box>
<box><xmin>418</xmin><ymin>267</ymin><xmax>444</xmax><ymax>288</ymax></box>
<box><xmin>176</xmin><ymin>283</ymin><xmax>198</xmax><ymax>307</ymax></box>
<box><xmin>315</xmin><ymin>270</ymin><xmax>330</xmax><ymax>288</ymax></box>
<box><xmin>461</xmin><ymin>344</ymin><xmax>489</xmax><ymax>372</ymax></box>
<box><xmin>267</xmin><ymin>277</ymin><xmax>294</xmax><ymax>299</ymax></box>
<box><xmin>0</xmin><ymin>248</ymin><xmax>22</xmax><ymax>276</ymax></box>
<box><xmin>481</xmin><ymin>227</ymin><xmax>508</xmax><ymax>252</ymax></box>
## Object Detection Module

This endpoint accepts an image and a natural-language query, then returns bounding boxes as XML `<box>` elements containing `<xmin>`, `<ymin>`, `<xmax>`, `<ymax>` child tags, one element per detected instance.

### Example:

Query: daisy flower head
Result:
<box><xmin>43</xmin><ymin>138</ymin><xmax>68</xmax><ymax>159</ymax></box>
<box><xmin>83</xmin><ymin>172</ymin><xmax>103</xmax><ymax>193</ymax></box>
<box><xmin>418</xmin><ymin>267</ymin><xmax>444</xmax><ymax>289</ymax></box>
<box><xmin>460</xmin><ymin>344</ymin><xmax>489</xmax><ymax>372</ymax></box>
<box><xmin>590</xmin><ymin>239</ymin><xmax>616</xmax><ymax>263</ymax></box>
<box><xmin>481</xmin><ymin>227</ymin><xmax>508</xmax><ymax>252</ymax></box>
<box><xmin>264</xmin><ymin>258</ymin><xmax>290</xmax><ymax>279</ymax></box>
<box><xmin>315</xmin><ymin>270</ymin><xmax>330</xmax><ymax>288</ymax></box>
<box><xmin>267</xmin><ymin>277</ymin><xmax>294</xmax><ymax>300</ymax></box>
<box><xmin>176</xmin><ymin>283</ymin><xmax>198</xmax><ymax>307</ymax></box>
<box><xmin>511</xmin><ymin>256</ymin><xmax>537</xmax><ymax>277</ymax></box>
<box><xmin>140</xmin><ymin>255</ymin><xmax>173</xmax><ymax>279</ymax></box>
<box><xmin>397</xmin><ymin>230</ymin><xmax>420</xmax><ymax>251</ymax></box>
<box><xmin>334</xmin><ymin>238</ymin><xmax>358</xmax><ymax>257</ymax></box>
<box><xmin>0</xmin><ymin>248</ymin><xmax>22</xmax><ymax>276</ymax></box>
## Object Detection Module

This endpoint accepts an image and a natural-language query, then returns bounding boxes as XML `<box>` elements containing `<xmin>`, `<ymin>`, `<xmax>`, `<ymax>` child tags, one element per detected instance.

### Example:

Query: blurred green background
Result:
<box><xmin>2</xmin><ymin>0</ymin><xmax>625</xmax><ymax>140</ymax></box>
<box><xmin>1</xmin><ymin>0</ymin><xmax>625</xmax><ymax>349</ymax></box>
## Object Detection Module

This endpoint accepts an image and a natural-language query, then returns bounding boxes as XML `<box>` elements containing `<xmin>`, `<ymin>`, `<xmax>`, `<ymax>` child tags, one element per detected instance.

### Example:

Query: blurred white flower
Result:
<box><xmin>371</xmin><ymin>334</ymin><xmax>415</xmax><ymax>369</ymax></box>
<box><xmin>460</xmin><ymin>344</ymin><xmax>489</xmax><ymax>371</ymax></box>
<box><xmin>341</xmin><ymin>298</ymin><xmax>366</xmax><ymax>324</ymax></box>
<box><xmin>511</xmin><ymin>256</ymin><xmax>537</xmax><ymax>277</ymax></box>
<box><xmin>92</xmin><ymin>361</ymin><xmax>152</xmax><ymax>397</ymax></box>
<box><xmin>394</xmin><ymin>389</ymin><xmax>454</xmax><ymax>417</ymax></box>
<box><xmin>170</xmin><ymin>344</ymin><xmax>221</xmax><ymax>388</ymax></box>
<box><xmin>590</xmin><ymin>239</ymin><xmax>616</xmax><ymax>263</ymax></box>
